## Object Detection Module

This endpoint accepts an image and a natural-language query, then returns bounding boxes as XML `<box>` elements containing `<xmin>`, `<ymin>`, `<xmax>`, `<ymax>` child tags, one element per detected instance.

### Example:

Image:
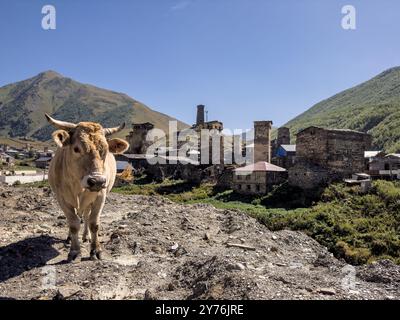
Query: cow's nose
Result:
<box><xmin>87</xmin><ymin>176</ymin><xmax>106</xmax><ymax>189</ymax></box>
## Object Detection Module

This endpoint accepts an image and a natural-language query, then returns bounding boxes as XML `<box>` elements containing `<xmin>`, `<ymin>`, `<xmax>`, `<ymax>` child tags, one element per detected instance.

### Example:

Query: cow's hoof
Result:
<box><xmin>90</xmin><ymin>249</ymin><xmax>102</xmax><ymax>261</ymax></box>
<box><xmin>82</xmin><ymin>236</ymin><xmax>90</xmax><ymax>243</ymax></box>
<box><xmin>96</xmin><ymin>251</ymin><xmax>103</xmax><ymax>260</ymax></box>
<box><xmin>67</xmin><ymin>250</ymin><xmax>81</xmax><ymax>262</ymax></box>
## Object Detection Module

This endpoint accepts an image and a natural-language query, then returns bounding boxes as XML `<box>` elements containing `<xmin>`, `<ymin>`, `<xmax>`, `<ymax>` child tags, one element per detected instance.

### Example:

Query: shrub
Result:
<box><xmin>334</xmin><ymin>241</ymin><xmax>371</xmax><ymax>265</ymax></box>
<box><xmin>374</xmin><ymin>180</ymin><xmax>400</xmax><ymax>203</ymax></box>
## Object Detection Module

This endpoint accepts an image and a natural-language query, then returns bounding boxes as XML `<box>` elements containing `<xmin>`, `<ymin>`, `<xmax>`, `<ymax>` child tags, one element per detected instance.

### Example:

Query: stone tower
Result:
<box><xmin>196</xmin><ymin>104</ymin><xmax>205</xmax><ymax>126</ymax></box>
<box><xmin>254</xmin><ymin>120</ymin><xmax>273</xmax><ymax>163</ymax></box>
<box><xmin>277</xmin><ymin>127</ymin><xmax>290</xmax><ymax>145</ymax></box>
<box><xmin>126</xmin><ymin>122</ymin><xmax>154</xmax><ymax>154</ymax></box>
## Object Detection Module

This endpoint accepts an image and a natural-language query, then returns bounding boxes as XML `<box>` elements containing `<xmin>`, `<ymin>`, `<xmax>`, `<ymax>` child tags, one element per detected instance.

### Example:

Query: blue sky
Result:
<box><xmin>1</xmin><ymin>0</ymin><xmax>400</xmax><ymax>130</ymax></box>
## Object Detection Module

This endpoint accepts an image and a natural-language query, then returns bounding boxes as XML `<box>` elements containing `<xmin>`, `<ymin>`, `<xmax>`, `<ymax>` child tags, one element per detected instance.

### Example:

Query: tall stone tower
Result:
<box><xmin>196</xmin><ymin>104</ymin><xmax>205</xmax><ymax>126</ymax></box>
<box><xmin>254</xmin><ymin>121</ymin><xmax>273</xmax><ymax>163</ymax></box>
<box><xmin>277</xmin><ymin>127</ymin><xmax>290</xmax><ymax>145</ymax></box>
<box><xmin>126</xmin><ymin>122</ymin><xmax>154</xmax><ymax>154</ymax></box>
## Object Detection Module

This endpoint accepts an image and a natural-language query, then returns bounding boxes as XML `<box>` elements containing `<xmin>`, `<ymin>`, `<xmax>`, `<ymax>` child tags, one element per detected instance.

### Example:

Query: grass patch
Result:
<box><xmin>15</xmin><ymin>180</ymin><xmax>50</xmax><ymax>188</ymax></box>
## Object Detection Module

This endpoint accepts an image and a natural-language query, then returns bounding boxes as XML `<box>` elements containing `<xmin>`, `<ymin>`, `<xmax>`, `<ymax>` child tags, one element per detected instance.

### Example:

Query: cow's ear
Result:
<box><xmin>52</xmin><ymin>130</ymin><xmax>70</xmax><ymax>147</ymax></box>
<box><xmin>108</xmin><ymin>138</ymin><xmax>129</xmax><ymax>154</ymax></box>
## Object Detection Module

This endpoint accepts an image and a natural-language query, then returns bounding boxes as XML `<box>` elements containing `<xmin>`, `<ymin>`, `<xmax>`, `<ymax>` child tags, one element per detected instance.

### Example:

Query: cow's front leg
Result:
<box><xmin>66</xmin><ymin>231</ymin><xmax>71</xmax><ymax>243</ymax></box>
<box><xmin>89</xmin><ymin>192</ymin><xmax>106</xmax><ymax>260</ymax></box>
<box><xmin>59</xmin><ymin>198</ymin><xmax>81</xmax><ymax>262</ymax></box>
<box><xmin>82</xmin><ymin>208</ymin><xmax>91</xmax><ymax>243</ymax></box>
<box><xmin>65</xmin><ymin>212</ymin><xmax>81</xmax><ymax>262</ymax></box>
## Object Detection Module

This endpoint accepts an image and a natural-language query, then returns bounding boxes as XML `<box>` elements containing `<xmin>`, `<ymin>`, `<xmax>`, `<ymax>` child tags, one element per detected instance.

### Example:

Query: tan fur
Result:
<box><xmin>48</xmin><ymin>121</ymin><xmax>129</xmax><ymax>261</ymax></box>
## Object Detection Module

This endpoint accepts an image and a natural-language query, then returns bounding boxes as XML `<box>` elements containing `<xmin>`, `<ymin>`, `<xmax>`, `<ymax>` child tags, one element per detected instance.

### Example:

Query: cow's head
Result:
<box><xmin>45</xmin><ymin>114</ymin><xmax>129</xmax><ymax>192</ymax></box>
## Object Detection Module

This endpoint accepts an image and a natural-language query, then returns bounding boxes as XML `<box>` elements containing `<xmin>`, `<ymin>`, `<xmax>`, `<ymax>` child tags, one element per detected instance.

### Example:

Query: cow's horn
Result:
<box><xmin>103</xmin><ymin>122</ymin><xmax>125</xmax><ymax>136</ymax></box>
<box><xmin>45</xmin><ymin>113</ymin><xmax>77</xmax><ymax>130</ymax></box>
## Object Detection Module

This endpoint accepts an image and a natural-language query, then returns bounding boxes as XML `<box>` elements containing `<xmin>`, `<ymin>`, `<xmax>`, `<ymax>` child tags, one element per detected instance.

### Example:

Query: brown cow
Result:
<box><xmin>45</xmin><ymin>114</ymin><xmax>129</xmax><ymax>261</ymax></box>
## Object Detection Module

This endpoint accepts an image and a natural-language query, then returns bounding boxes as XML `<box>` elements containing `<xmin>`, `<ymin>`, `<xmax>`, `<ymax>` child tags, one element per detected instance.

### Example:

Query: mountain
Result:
<box><xmin>283</xmin><ymin>67</ymin><xmax>400</xmax><ymax>152</ymax></box>
<box><xmin>0</xmin><ymin>71</ymin><xmax>188</xmax><ymax>141</ymax></box>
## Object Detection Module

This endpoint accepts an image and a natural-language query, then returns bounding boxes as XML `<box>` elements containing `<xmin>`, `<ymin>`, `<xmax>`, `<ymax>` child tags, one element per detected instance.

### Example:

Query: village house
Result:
<box><xmin>273</xmin><ymin>144</ymin><xmax>296</xmax><ymax>168</ymax></box>
<box><xmin>233</xmin><ymin>161</ymin><xmax>287</xmax><ymax>195</ymax></box>
<box><xmin>288</xmin><ymin>126</ymin><xmax>372</xmax><ymax>189</ymax></box>
<box><xmin>35</xmin><ymin>156</ymin><xmax>52</xmax><ymax>169</ymax></box>
<box><xmin>0</xmin><ymin>152</ymin><xmax>15</xmax><ymax>167</ymax></box>
<box><xmin>364</xmin><ymin>150</ymin><xmax>383</xmax><ymax>166</ymax></box>
<box><xmin>37</xmin><ymin>146</ymin><xmax>54</xmax><ymax>158</ymax></box>
<box><xmin>366</xmin><ymin>152</ymin><xmax>400</xmax><ymax>179</ymax></box>
<box><xmin>270</xmin><ymin>126</ymin><xmax>296</xmax><ymax>169</ymax></box>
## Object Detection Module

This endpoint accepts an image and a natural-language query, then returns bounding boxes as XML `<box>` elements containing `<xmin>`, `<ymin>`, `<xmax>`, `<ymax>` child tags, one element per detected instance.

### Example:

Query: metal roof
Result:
<box><xmin>280</xmin><ymin>144</ymin><xmax>296</xmax><ymax>152</ymax></box>
<box><xmin>385</xmin><ymin>153</ymin><xmax>400</xmax><ymax>158</ymax></box>
<box><xmin>234</xmin><ymin>161</ymin><xmax>286</xmax><ymax>173</ymax></box>
<box><xmin>364</xmin><ymin>151</ymin><xmax>382</xmax><ymax>158</ymax></box>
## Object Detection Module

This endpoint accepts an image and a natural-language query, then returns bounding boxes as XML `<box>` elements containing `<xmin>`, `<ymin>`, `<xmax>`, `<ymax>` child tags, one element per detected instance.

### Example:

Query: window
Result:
<box><xmin>247</xmin><ymin>185</ymin><xmax>251</xmax><ymax>190</ymax></box>
<box><xmin>238</xmin><ymin>184</ymin><xmax>242</xmax><ymax>190</ymax></box>
<box><xmin>256</xmin><ymin>185</ymin><xmax>260</xmax><ymax>192</ymax></box>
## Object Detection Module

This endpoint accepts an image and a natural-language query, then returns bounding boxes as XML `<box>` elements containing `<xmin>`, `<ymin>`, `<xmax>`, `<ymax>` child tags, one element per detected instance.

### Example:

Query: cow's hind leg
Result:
<box><xmin>89</xmin><ymin>193</ymin><xmax>106</xmax><ymax>260</ymax></box>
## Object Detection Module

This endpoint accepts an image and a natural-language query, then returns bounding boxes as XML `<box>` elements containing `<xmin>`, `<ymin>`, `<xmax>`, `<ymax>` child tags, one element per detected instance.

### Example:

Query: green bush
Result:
<box><xmin>374</xmin><ymin>180</ymin><xmax>400</xmax><ymax>203</ymax></box>
<box><xmin>334</xmin><ymin>241</ymin><xmax>371</xmax><ymax>265</ymax></box>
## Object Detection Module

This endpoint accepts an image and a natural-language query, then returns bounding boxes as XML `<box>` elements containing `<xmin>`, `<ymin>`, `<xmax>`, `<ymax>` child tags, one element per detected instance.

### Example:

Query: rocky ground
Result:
<box><xmin>0</xmin><ymin>185</ymin><xmax>399</xmax><ymax>300</ymax></box>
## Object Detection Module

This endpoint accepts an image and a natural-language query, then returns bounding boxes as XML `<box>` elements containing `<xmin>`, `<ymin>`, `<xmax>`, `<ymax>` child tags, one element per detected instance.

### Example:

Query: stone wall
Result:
<box><xmin>288</xmin><ymin>163</ymin><xmax>330</xmax><ymax>190</ymax></box>
<box><xmin>0</xmin><ymin>174</ymin><xmax>48</xmax><ymax>185</ymax></box>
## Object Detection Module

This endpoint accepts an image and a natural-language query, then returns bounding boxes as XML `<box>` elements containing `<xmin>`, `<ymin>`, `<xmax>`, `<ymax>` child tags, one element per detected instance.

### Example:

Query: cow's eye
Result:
<box><xmin>73</xmin><ymin>147</ymin><xmax>80</xmax><ymax>153</ymax></box>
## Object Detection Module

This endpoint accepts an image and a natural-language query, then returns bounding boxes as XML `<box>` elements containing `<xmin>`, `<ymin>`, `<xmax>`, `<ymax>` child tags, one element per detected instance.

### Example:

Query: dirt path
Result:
<box><xmin>0</xmin><ymin>185</ymin><xmax>399</xmax><ymax>300</ymax></box>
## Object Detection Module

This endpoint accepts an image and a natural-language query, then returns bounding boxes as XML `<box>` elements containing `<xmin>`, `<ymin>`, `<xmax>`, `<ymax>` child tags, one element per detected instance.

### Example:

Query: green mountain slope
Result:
<box><xmin>0</xmin><ymin>71</ymin><xmax>188</xmax><ymax>141</ymax></box>
<box><xmin>284</xmin><ymin>67</ymin><xmax>400</xmax><ymax>152</ymax></box>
